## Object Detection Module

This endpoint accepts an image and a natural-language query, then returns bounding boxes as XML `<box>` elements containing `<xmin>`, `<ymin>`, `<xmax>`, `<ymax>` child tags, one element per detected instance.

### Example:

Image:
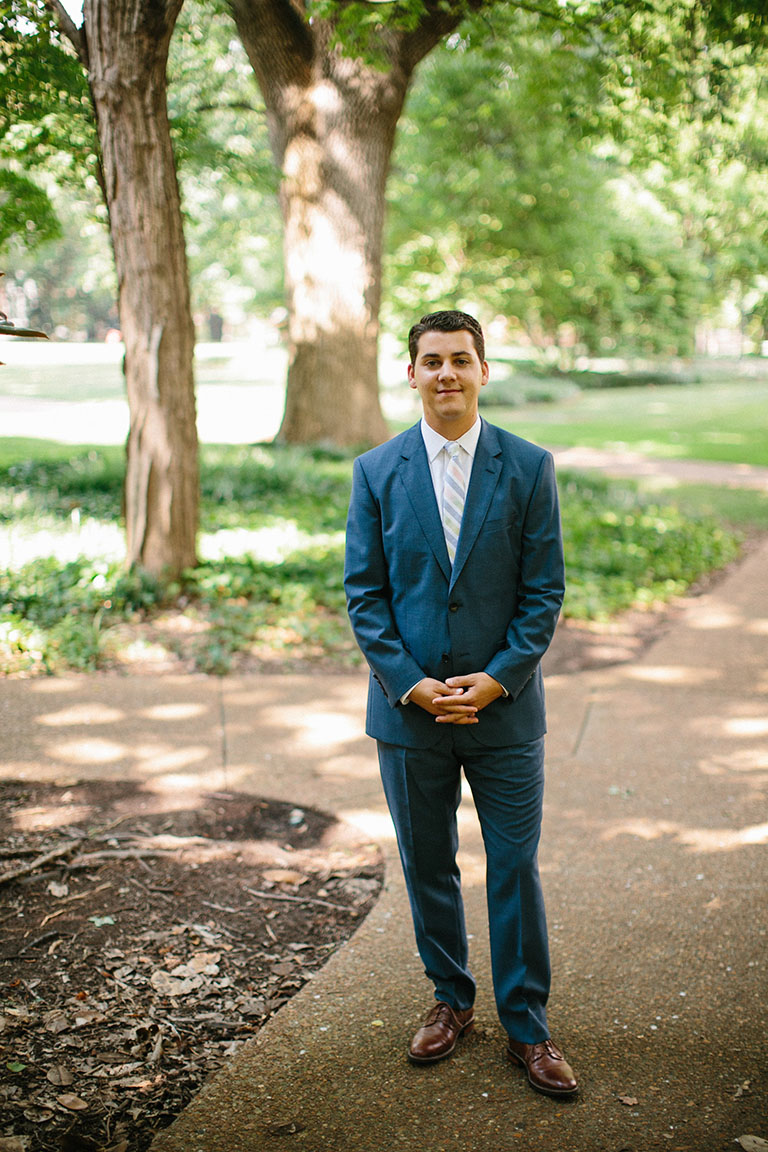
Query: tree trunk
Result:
<box><xmin>80</xmin><ymin>0</ymin><xmax>198</xmax><ymax>578</ymax></box>
<box><xmin>229</xmin><ymin>2</ymin><xmax>464</xmax><ymax>448</ymax></box>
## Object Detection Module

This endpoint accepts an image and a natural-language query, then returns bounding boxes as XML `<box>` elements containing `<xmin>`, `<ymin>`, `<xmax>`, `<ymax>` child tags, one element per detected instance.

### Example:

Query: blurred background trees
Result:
<box><xmin>1</xmin><ymin>0</ymin><xmax>768</xmax><ymax>578</ymax></box>
<box><xmin>4</xmin><ymin>0</ymin><xmax>768</xmax><ymax>370</ymax></box>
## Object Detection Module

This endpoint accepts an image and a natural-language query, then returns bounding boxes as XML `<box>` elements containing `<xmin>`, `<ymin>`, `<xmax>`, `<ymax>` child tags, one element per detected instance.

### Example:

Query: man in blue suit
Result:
<box><xmin>344</xmin><ymin>310</ymin><xmax>577</xmax><ymax>1095</ymax></box>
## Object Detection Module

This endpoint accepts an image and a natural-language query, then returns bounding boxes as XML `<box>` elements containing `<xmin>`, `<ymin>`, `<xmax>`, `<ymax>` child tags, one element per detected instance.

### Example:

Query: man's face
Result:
<box><xmin>408</xmin><ymin>329</ymin><xmax>489</xmax><ymax>438</ymax></box>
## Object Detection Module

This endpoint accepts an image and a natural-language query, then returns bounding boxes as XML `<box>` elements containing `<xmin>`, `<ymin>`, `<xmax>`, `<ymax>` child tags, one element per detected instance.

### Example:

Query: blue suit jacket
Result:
<box><xmin>344</xmin><ymin>419</ymin><xmax>565</xmax><ymax>749</ymax></box>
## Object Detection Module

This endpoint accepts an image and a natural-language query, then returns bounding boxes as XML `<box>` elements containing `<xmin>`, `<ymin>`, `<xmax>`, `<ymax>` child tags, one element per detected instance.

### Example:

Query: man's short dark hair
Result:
<box><xmin>408</xmin><ymin>310</ymin><xmax>485</xmax><ymax>365</ymax></box>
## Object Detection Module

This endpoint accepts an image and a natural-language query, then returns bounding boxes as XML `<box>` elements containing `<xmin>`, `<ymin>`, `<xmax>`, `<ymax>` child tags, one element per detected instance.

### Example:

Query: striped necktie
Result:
<box><xmin>442</xmin><ymin>441</ymin><xmax>466</xmax><ymax>565</ymax></box>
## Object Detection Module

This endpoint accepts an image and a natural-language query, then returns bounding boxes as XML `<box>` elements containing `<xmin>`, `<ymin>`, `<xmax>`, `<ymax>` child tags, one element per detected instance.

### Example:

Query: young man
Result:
<box><xmin>344</xmin><ymin>310</ymin><xmax>577</xmax><ymax>1095</ymax></box>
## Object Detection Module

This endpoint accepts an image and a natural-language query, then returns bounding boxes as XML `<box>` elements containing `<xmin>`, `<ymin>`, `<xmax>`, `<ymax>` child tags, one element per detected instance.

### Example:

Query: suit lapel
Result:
<box><xmin>396</xmin><ymin>425</ymin><xmax>452</xmax><ymax>582</ymax></box>
<box><xmin>450</xmin><ymin>420</ymin><xmax>502</xmax><ymax>587</ymax></box>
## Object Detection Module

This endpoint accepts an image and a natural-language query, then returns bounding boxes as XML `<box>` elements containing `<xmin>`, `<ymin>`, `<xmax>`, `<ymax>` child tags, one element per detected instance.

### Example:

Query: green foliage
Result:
<box><xmin>478</xmin><ymin>365</ymin><xmax>581</xmax><ymax>408</ymax></box>
<box><xmin>0</xmin><ymin>439</ymin><xmax>749</xmax><ymax>675</ymax></box>
<box><xmin>0</xmin><ymin>0</ymin><xmax>95</xmax><ymax>180</ymax></box>
<box><xmin>559</xmin><ymin>472</ymin><xmax>742</xmax><ymax>618</ymax></box>
<box><xmin>383</xmin><ymin>1</ymin><xmax>768</xmax><ymax>357</ymax></box>
<box><xmin>385</xmin><ymin>7</ymin><xmax>709</xmax><ymax>355</ymax></box>
<box><xmin>183</xmin><ymin>544</ymin><xmax>352</xmax><ymax>674</ymax></box>
<box><xmin>6</xmin><ymin>0</ymin><xmax>768</xmax><ymax>351</ymax></box>
<box><xmin>0</xmin><ymin>0</ymin><xmax>283</xmax><ymax>325</ymax></box>
<box><xmin>3</xmin><ymin>185</ymin><xmax>116</xmax><ymax>335</ymax></box>
<box><xmin>0</xmin><ymin>449</ymin><xmax>124</xmax><ymax>523</ymax></box>
<box><xmin>0</xmin><ymin>557</ymin><xmax>161</xmax><ymax>672</ymax></box>
<box><xmin>306</xmin><ymin>0</ymin><xmax>448</xmax><ymax>57</ymax></box>
<box><xmin>200</xmin><ymin>443</ymin><xmax>354</xmax><ymax>534</ymax></box>
<box><xmin>0</xmin><ymin>168</ymin><xmax>60</xmax><ymax>251</ymax></box>
<box><xmin>167</xmin><ymin>0</ymin><xmax>283</xmax><ymax>316</ymax></box>
<box><xmin>565</xmin><ymin>367</ymin><xmax>702</xmax><ymax>389</ymax></box>
<box><xmin>666</xmin><ymin>485</ymin><xmax>768</xmax><ymax>531</ymax></box>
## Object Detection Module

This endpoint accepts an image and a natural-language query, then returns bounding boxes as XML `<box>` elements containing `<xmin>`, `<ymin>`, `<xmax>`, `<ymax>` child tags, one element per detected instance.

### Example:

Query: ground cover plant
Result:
<box><xmin>0</xmin><ymin>439</ymin><xmax>749</xmax><ymax>676</ymax></box>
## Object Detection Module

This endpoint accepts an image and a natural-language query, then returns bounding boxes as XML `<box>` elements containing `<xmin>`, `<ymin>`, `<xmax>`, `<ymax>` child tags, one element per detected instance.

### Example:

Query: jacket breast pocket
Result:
<box><xmin>481</xmin><ymin>515</ymin><xmax>520</xmax><ymax>553</ymax></box>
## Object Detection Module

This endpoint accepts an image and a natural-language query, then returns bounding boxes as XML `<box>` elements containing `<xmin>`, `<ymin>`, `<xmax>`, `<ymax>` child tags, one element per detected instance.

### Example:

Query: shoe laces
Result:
<box><xmin>531</xmin><ymin>1039</ymin><xmax>563</xmax><ymax>1063</ymax></box>
<box><xmin>424</xmin><ymin>1002</ymin><xmax>456</xmax><ymax>1027</ymax></box>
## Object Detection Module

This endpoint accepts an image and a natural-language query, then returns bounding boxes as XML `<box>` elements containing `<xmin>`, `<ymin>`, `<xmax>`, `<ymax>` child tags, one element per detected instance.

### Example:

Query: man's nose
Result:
<box><xmin>438</xmin><ymin>362</ymin><xmax>456</xmax><ymax>382</ymax></box>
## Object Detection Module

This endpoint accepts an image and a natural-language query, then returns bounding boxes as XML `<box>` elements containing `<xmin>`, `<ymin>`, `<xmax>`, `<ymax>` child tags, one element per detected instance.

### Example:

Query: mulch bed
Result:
<box><xmin>0</xmin><ymin>782</ymin><xmax>383</xmax><ymax>1152</ymax></box>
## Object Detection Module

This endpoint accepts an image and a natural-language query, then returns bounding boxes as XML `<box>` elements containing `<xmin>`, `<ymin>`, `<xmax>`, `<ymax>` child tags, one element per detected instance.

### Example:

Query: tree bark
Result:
<box><xmin>56</xmin><ymin>0</ymin><xmax>198</xmax><ymax>579</ymax></box>
<box><xmin>229</xmin><ymin>0</ymin><xmax>465</xmax><ymax>447</ymax></box>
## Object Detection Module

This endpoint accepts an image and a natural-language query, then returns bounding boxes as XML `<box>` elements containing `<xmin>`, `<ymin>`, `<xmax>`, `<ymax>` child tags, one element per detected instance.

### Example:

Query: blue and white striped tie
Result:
<box><xmin>442</xmin><ymin>442</ymin><xmax>466</xmax><ymax>565</ymax></box>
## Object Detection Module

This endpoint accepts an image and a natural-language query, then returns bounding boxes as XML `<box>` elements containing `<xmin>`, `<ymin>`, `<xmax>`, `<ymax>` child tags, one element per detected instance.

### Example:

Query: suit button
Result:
<box><xmin>449</xmin><ymin>602</ymin><xmax>460</xmax><ymax>612</ymax></box>
<box><xmin>441</xmin><ymin>653</ymin><xmax>450</xmax><ymax>663</ymax></box>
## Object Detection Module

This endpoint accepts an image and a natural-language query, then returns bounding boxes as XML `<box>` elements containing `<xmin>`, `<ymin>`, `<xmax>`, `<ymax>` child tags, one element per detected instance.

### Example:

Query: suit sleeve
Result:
<box><xmin>344</xmin><ymin>457</ymin><xmax>427</xmax><ymax>707</ymax></box>
<box><xmin>483</xmin><ymin>451</ymin><xmax>565</xmax><ymax>698</ymax></box>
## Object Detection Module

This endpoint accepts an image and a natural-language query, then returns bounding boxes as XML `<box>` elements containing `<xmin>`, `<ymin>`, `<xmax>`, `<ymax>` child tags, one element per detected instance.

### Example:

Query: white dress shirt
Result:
<box><xmin>420</xmin><ymin>415</ymin><xmax>481</xmax><ymax>509</ymax></box>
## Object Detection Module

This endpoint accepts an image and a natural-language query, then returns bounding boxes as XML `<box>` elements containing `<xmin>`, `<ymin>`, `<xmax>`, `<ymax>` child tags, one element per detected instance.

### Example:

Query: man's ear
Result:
<box><xmin>407</xmin><ymin>363</ymin><xmax>417</xmax><ymax>389</ymax></box>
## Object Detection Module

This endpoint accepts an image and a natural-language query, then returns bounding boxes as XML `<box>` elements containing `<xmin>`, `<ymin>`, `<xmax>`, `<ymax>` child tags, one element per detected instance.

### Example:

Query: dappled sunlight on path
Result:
<box><xmin>2</xmin><ymin>531</ymin><xmax>767</xmax><ymax>1151</ymax></box>
<box><xmin>552</xmin><ymin>444</ymin><xmax>768</xmax><ymax>489</ymax></box>
<box><xmin>148</xmin><ymin>537</ymin><xmax>767</xmax><ymax>1152</ymax></box>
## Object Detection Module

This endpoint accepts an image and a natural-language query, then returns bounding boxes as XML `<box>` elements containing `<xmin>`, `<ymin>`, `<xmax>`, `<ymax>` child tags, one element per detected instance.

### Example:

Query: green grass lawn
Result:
<box><xmin>4</xmin><ymin>345</ymin><xmax>767</xmax><ymax>465</ymax></box>
<box><xmin>482</xmin><ymin>377</ymin><xmax>768</xmax><ymax>468</ymax></box>
<box><xmin>0</xmin><ymin>345</ymin><xmax>286</xmax><ymax>401</ymax></box>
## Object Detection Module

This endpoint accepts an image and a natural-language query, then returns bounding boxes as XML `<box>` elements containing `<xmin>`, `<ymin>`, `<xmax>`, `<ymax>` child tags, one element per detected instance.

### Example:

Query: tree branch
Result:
<box><xmin>0</xmin><ymin>837</ymin><xmax>85</xmax><ymax>887</ymax></box>
<box><xmin>228</xmin><ymin>0</ymin><xmax>314</xmax><ymax>90</ymax></box>
<box><xmin>243</xmin><ymin>885</ymin><xmax>357</xmax><ymax>912</ymax></box>
<box><xmin>43</xmin><ymin>0</ymin><xmax>88</xmax><ymax>67</ymax></box>
<box><xmin>392</xmin><ymin>0</ymin><xmax>483</xmax><ymax>74</ymax></box>
<box><xmin>192</xmin><ymin>101</ymin><xmax>263</xmax><ymax>116</ymax></box>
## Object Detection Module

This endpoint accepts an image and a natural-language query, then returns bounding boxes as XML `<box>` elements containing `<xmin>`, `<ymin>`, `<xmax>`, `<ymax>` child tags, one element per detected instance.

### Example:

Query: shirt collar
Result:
<box><xmin>420</xmin><ymin>415</ymin><xmax>482</xmax><ymax>463</ymax></box>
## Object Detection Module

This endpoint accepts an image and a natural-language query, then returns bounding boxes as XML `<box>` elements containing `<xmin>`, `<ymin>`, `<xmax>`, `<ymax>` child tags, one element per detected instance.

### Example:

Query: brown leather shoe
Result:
<box><xmin>408</xmin><ymin>1002</ymin><xmax>475</xmax><ymax>1064</ymax></box>
<box><xmin>507</xmin><ymin>1037</ymin><xmax>578</xmax><ymax>1096</ymax></box>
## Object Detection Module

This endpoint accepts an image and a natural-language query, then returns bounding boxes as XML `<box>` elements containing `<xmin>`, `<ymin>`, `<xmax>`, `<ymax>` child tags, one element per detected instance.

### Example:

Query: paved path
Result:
<box><xmin>551</xmin><ymin>446</ymin><xmax>768</xmax><ymax>491</ymax></box>
<box><xmin>2</xmin><ymin>538</ymin><xmax>766</xmax><ymax>1150</ymax></box>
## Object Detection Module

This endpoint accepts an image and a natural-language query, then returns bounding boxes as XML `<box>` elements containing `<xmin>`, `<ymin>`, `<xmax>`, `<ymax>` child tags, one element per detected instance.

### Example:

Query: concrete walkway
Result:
<box><xmin>2</xmin><ymin>544</ymin><xmax>766</xmax><ymax>1150</ymax></box>
<box><xmin>551</xmin><ymin>446</ymin><xmax>768</xmax><ymax>491</ymax></box>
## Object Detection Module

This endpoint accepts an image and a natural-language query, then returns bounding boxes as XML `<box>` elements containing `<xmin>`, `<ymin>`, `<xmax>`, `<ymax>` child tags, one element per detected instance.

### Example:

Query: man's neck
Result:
<box><xmin>422</xmin><ymin>413</ymin><xmax>479</xmax><ymax>441</ymax></box>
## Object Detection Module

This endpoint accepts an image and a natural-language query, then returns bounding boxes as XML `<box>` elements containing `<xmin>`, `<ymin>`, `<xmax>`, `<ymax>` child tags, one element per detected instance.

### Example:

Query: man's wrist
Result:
<box><xmin>400</xmin><ymin>680</ymin><xmax>421</xmax><ymax>705</ymax></box>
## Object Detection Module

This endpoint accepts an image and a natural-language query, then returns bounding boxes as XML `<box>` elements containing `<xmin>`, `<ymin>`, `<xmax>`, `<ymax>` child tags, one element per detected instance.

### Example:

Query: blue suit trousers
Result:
<box><xmin>377</xmin><ymin>729</ymin><xmax>551</xmax><ymax>1044</ymax></box>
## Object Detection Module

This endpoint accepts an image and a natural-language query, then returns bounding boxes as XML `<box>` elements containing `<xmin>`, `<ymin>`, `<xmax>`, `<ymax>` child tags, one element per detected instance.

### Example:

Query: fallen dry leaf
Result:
<box><xmin>46</xmin><ymin>1064</ymin><xmax>74</xmax><ymax>1087</ymax></box>
<box><xmin>737</xmin><ymin>1139</ymin><xmax>768</xmax><ymax>1152</ymax></box>
<box><xmin>170</xmin><ymin>950</ymin><xmax>221</xmax><ymax>977</ymax></box>
<box><xmin>21</xmin><ymin>1106</ymin><xmax>54</xmax><ymax>1124</ymax></box>
<box><xmin>42</xmin><ymin>1010</ymin><xmax>69</xmax><ymax>1034</ymax></box>
<box><xmin>618</xmin><ymin>1095</ymin><xmax>639</xmax><ymax>1107</ymax></box>
<box><xmin>262</xmin><ymin>868</ymin><xmax>307</xmax><ymax>886</ymax></box>
<box><xmin>56</xmin><ymin>1093</ymin><xmax>89</xmax><ymax>1111</ymax></box>
<box><xmin>150</xmin><ymin>969</ymin><xmax>203</xmax><ymax>996</ymax></box>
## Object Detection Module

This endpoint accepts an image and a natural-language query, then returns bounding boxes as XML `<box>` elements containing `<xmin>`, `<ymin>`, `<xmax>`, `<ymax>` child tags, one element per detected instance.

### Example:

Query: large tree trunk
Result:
<box><xmin>72</xmin><ymin>0</ymin><xmax>198</xmax><ymax>578</ymax></box>
<box><xmin>229</xmin><ymin>1</ymin><xmax>464</xmax><ymax>447</ymax></box>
